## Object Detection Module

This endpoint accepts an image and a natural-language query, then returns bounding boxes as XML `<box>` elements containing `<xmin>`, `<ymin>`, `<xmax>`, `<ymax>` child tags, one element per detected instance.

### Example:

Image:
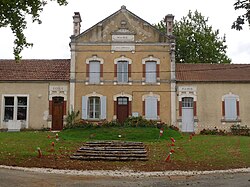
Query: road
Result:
<box><xmin>0</xmin><ymin>168</ymin><xmax>250</xmax><ymax>187</ymax></box>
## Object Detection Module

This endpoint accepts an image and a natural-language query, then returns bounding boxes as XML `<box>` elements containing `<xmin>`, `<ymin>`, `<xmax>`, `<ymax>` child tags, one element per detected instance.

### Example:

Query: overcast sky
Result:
<box><xmin>0</xmin><ymin>0</ymin><xmax>249</xmax><ymax>64</ymax></box>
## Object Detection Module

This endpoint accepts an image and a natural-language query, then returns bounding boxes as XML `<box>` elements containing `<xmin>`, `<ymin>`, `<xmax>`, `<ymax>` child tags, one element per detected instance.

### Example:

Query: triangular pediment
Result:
<box><xmin>73</xmin><ymin>6</ymin><xmax>167</xmax><ymax>43</ymax></box>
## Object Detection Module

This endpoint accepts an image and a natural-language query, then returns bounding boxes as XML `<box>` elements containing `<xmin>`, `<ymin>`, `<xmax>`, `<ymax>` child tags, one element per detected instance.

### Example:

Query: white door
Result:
<box><xmin>182</xmin><ymin>97</ymin><xmax>194</xmax><ymax>132</ymax></box>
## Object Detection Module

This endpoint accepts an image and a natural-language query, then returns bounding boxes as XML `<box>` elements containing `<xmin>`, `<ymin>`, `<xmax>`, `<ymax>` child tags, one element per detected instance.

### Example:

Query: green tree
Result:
<box><xmin>0</xmin><ymin>0</ymin><xmax>68</xmax><ymax>60</ymax></box>
<box><xmin>156</xmin><ymin>10</ymin><xmax>231</xmax><ymax>64</ymax></box>
<box><xmin>232</xmin><ymin>0</ymin><xmax>250</xmax><ymax>30</ymax></box>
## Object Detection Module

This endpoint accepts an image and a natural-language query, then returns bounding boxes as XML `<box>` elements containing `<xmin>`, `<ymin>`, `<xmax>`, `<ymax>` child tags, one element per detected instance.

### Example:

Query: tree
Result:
<box><xmin>156</xmin><ymin>10</ymin><xmax>231</xmax><ymax>64</ymax></box>
<box><xmin>232</xmin><ymin>0</ymin><xmax>250</xmax><ymax>30</ymax></box>
<box><xmin>0</xmin><ymin>0</ymin><xmax>68</xmax><ymax>60</ymax></box>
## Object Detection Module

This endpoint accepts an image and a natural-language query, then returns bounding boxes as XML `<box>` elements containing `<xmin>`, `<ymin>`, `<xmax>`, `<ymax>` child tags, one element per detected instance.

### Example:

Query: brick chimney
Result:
<box><xmin>73</xmin><ymin>12</ymin><xmax>82</xmax><ymax>36</ymax></box>
<box><xmin>164</xmin><ymin>14</ymin><xmax>174</xmax><ymax>36</ymax></box>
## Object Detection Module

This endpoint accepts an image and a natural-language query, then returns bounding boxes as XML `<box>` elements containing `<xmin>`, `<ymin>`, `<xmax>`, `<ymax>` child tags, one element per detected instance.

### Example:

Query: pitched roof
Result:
<box><xmin>176</xmin><ymin>63</ymin><xmax>250</xmax><ymax>82</ymax></box>
<box><xmin>0</xmin><ymin>59</ymin><xmax>70</xmax><ymax>81</ymax></box>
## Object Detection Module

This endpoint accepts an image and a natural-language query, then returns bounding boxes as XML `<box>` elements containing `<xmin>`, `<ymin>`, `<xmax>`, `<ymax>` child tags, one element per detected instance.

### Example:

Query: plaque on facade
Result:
<box><xmin>112</xmin><ymin>35</ymin><xmax>134</xmax><ymax>42</ymax></box>
<box><xmin>49</xmin><ymin>86</ymin><xmax>68</xmax><ymax>92</ymax></box>
<box><xmin>111</xmin><ymin>45</ymin><xmax>135</xmax><ymax>51</ymax></box>
<box><xmin>178</xmin><ymin>86</ymin><xmax>197</xmax><ymax>92</ymax></box>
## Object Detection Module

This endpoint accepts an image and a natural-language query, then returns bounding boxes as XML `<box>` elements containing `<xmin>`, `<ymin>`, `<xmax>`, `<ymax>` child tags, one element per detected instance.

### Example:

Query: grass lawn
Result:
<box><xmin>0</xmin><ymin>127</ymin><xmax>249</xmax><ymax>171</ymax></box>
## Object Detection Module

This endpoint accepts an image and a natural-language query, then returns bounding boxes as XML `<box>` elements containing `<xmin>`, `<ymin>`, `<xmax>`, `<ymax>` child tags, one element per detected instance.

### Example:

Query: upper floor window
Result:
<box><xmin>117</xmin><ymin>60</ymin><xmax>129</xmax><ymax>83</ymax></box>
<box><xmin>86</xmin><ymin>56</ymin><xmax>104</xmax><ymax>84</ymax></box>
<box><xmin>145</xmin><ymin>61</ymin><xmax>157</xmax><ymax>83</ymax></box>
<box><xmin>142</xmin><ymin>56</ymin><xmax>160</xmax><ymax>84</ymax></box>
<box><xmin>222</xmin><ymin>93</ymin><xmax>239</xmax><ymax>121</ymax></box>
<box><xmin>89</xmin><ymin>60</ymin><xmax>100</xmax><ymax>84</ymax></box>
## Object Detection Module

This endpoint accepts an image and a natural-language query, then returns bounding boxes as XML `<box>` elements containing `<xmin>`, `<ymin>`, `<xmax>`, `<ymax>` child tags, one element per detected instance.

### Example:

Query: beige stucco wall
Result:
<box><xmin>73</xmin><ymin>44</ymin><xmax>172</xmax><ymax>124</ymax></box>
<box><xmin>176</xmin><ymin>82</ymin><xmax>250</xmax><ymax>132</ymax></box>
<box><xmin>0</xmin><ymin>82</ymin><xmax>69</xmax><ymax>130</ymax></box>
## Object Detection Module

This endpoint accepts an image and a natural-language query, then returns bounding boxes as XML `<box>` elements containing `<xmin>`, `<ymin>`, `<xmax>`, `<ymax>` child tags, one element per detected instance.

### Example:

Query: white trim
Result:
<box><xmin>142</xmin><ymin>56</ymin><xmax>160</xmax><ymax>64</ymax></box>
<box><xmin>70</xmin><ymin>43</ymin><xmax>76</xmax><ymax>111</ymax></box>
<box><xmin>86</xmin><ymin>55</ymin><xmax>104</xmax><ymax>64</ymax></box>
<box><xmin>113</xmin><ymin>93</ymin><xmax>132</xmax><ymax>101</ymax></box>
<box><xmin>222</xmin><ymin>92</ymin><xmax>239</xmax><ymax>101</ymax></box>
<box><xmin>1</xmin><ymin>94</ymin><xmax>29</xmax><ymax>129</ymax></box>
<box><xmin>114</xmin><ymin>56</ymin><xmax>132</xmax><ymax>64</ymax></box>
<box><xmin>142</xmin><ymin>92</ymin><xmax>160</xmax><ymax>101</ymax></box>
<box><xmin>85</xmin><ymin>92</ymin><xmax>103</xmax><ymax>98</ymax></box>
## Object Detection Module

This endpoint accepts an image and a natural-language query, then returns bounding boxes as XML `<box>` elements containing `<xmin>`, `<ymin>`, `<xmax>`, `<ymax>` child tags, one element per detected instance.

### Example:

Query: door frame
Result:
<box><xmin>116</xmin><ymin>97</ymin><xmax>129</xmax><ymax>123</ymax></box>
<box><xmin>181</xmin><ymin>97</ymin><xmax>194</xmax><ymax>132</ymax></box>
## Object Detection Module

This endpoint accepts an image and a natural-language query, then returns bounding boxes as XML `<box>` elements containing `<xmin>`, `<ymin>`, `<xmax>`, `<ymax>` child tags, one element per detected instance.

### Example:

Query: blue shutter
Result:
<box><xmin>89</xmin><ymin>61</ymin><xmax>100</xmax><ymax>83</ymax></box>
<box><xmin>145</xmin><ymin>96</ymin><xmax>157</xmax><ymax>120</ymax></box>
<box><xmin>146</xmin><ymin>62</ymin><xmax>156</xmax><ymax>83</ymax></box>
<box><xmin>225</xmin><ymin>97</ymin><xmax>237</xmax><ymax>120</ymax></box>
<box><xmin>82</xmin><ymin>96</ymin><xmax>88</xmax><ymax>119</ymax></box>
<box><xmin>100</xmin><ymin>96</ymin><xmax>106</xmax><ymax>119</ymax></box>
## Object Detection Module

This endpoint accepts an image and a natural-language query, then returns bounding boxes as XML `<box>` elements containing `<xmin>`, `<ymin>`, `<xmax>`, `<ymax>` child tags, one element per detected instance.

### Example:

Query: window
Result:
<box><xmin>4</xmin><ymin>97</ymin><xmax>14</xmax><ymax>120</ymax></box>
<box><xmin>145</xmin><ymin>61</ymin><xmax>157</xmax><ymax>83</ymax></box>
<box><xmin>88</xmin><ymin>97</ymin><xmax>100</xmax><ymax>119</ymax></box>
<box><xmin>222</xmin><ymin>94</ymin><xmax>239</xmax><ymax>121</ymax></box>
<box><xmin>117</xmin><ymin>60</ymin><xmax>128</xmax><ymax>83</ymax></box>
<box><xmin>145</xmin><ymin>96</ymin><xmax>158</xmax><ymax>120</ymax></box>
<box><xmin>4</xmin><ymin>96</ymin><xmax>28</xmax><ymax>121</ymax></box>
<box><xmin>82</xmin><ymin>95</ymin><xmax>106</xmax><ymax>120</ymax></box>
<box><xmin>182</xmin><ymin>97</ymin><xmax>193</xmax><ymax>108</ymax></box>
<box><xmin>89</xmin><ymin>61</ymin><xmax>100</xmax><ymax>84</ymax></box>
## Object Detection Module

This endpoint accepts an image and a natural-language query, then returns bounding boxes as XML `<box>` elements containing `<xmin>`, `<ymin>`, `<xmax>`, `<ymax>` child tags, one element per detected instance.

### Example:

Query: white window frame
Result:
<box><xmin>114</xmin><ymin>56</ymin><xmax>132</xmax><ymax>84</ymax></box>
<box><xmin>82</xmin><ymin>93</ymin><xmax>106</xmax><ymax>120</ymax></box>
<box><xmin>1</xmin><ymin>94</ymin><xmax>29</xmax><ymax>128</ymax></box>
<box><xmin>86</xmin><ymin>56</ymin><xmax>104</xmax><ymax>84</ymax></box>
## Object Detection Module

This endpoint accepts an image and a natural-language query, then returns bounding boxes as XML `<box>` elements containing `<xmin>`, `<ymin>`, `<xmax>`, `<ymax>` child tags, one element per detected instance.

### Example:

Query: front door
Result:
<box><xmin>117</xmin><ymin>97</ymin><xmax>129</xmax><ymax>123</ymax></box>
<box><xmin>182</xmin><ymin>97</ymin><xmax>194</xmax><ymax>132</ymax></box>
<box><xmin>52</xmin><ymin>97</ymin><xmax>64</xmax><ymax>130</ymax></box>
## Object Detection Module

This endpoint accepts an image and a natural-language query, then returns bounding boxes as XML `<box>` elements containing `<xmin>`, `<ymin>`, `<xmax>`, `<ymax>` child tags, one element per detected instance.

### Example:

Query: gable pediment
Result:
<box><xmin>74</xmin><ymin>6</ymin><xmax>166</xmax><ymax>43</ymax></box>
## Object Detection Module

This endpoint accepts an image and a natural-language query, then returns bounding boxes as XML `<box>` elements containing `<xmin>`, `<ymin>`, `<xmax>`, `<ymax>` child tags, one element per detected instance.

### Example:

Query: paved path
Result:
<box><xmin>0</xmin><ymin>166</ymin><xmax>250</xmax><ymax>187</ymax></box>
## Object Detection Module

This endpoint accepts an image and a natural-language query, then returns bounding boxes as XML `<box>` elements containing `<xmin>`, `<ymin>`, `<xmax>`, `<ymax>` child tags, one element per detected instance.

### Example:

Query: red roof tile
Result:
<box><xmin>0</xmin><ymin>59</ymin><xmax>70</xmax><ymax>81</ymax></box>
<box><xmin>176</xmin><ymin>63</ymin><xmax>250</xmax><ymax>82</ymax></box>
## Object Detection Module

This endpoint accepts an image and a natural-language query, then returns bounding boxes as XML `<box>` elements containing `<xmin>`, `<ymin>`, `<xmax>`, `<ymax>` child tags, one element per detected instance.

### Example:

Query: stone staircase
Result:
<box><xmin>70</xmin><ymin>141</ymin><xmax>148</xmax><ymax>161</ymax></box>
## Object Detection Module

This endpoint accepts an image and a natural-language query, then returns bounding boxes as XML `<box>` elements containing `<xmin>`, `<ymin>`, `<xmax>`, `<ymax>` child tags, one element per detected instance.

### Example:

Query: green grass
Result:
<box><xmin>0</xmin><ymin>127</ymin><xmax>249</xmax><ymax>170</ymax></box>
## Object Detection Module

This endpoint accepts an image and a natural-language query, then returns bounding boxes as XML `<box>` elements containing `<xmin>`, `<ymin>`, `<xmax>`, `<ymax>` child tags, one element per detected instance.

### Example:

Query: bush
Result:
<box><xmin>169</xmin><ymin>125</ymin><xmax>179</xmax><ymax>132</ymax></box>
<box><xmin>200</xmin><ymin>127</ymin><xmax>226</xmax><ymax>135</ymax></box>
<box><xmin>123</xmin><ymin>116</ymin><xmax>167</xmax><ymax>128</ymax></box>
<box><xmin>230</xmin><ymin>124</ymin><xmax>250</xmax><ymax>136</ymax></box>
<box><xmin>64</xmin><ymin>110</ymin><xmax>80</xmax><ymax>129</ymax></box>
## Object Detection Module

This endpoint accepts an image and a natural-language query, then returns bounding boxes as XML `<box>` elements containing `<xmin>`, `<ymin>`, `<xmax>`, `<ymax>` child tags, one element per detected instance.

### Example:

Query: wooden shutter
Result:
<box><xmin>82</xmin><ymin>96</ymin><xmax>87</xmax><ymax>119</ymax></box>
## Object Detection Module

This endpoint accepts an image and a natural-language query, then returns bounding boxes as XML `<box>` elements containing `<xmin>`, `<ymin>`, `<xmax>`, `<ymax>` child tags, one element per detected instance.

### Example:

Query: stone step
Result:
<box><xmin>70</xmin><ymin>155</ymin><xmax>148</xmax><ymax>161</ymax></box>
<box><xmin>71</xmin><ymin>141</ymin><xmax>148</xmax><ymax>161</ymax></box>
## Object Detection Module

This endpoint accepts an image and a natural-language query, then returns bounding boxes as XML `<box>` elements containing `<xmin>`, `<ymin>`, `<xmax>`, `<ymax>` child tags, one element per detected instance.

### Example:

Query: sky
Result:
<box><xmin>0</xmin><ymin>0</ymin><xmax>249</xmax><ymax>64</ymax></box>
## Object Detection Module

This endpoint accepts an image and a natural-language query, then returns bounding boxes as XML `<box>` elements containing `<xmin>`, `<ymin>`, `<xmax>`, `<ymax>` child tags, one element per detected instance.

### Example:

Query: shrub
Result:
<box><xmin>123</xmin><ymin>116</ymin><xmax>167</xmax><ymax>128</ymax></box>
<box><xmin>169</xmin><ymin>125</ymin><xmax>179</xmax><ymax>132</ymax></box>
<box><xmin>200</xmin><ymin>127</ymin><xmax>226</xmax><ymax>135</ymax></box>
<box><xmin>64</xmin><ymin>110</ymin><xmax>80</xmax><ymax>129</ymax></box>
<box><xmin>230</xmin><ymin>124</ymin><xmax>250</xmax><ymax>136</ymax></box>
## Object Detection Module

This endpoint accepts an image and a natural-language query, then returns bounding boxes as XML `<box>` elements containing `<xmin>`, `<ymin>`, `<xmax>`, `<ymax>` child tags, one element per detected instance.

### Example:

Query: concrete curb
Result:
<box><xmin>0</xmin><ymin>165</ymin><xmax>250</xmax><ymax>177</ymax></box>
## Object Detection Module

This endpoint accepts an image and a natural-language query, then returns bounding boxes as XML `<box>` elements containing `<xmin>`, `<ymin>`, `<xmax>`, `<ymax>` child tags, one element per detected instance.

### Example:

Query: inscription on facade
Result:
<box><xmin>178</xmin><ymin>86</ymin><xmax>197</xmax><ymax>92</ymax></box>
<box><xmin>49</xmin><ymin>86</ymin><xmax>67</xmax><ymax>92</ymax></box>
<box><xmin>112</xmin><ymin>35</ymin><xmax>134</xmax><ymax>42</ymax></box>
<box><xmin>111</xmin><ymin>45</ymin><xmax>135</xmax><ymax>51</ymax></box>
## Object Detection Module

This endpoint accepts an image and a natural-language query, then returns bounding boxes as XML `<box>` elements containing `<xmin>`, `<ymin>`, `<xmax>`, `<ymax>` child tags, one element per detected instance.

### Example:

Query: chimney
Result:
<box><xmin>73</xmin><ymin>12</ymin><xmax>82</xmax><ymax>36</ymax></box>
<box><xmin>164</xmin><ymin>14</ymin><xmax>174</xmax><ymax>36</ymax></box>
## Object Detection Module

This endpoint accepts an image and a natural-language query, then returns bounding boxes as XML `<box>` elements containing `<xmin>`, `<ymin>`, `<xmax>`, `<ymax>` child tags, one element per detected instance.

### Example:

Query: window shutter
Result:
<box><xmin>123</xmin><ymin>62</ymin><xmax>128</xmax><ymax>82</ymax></box>
<box><xmin>146</xmin><ymin>62</ymin><xmax>156</xmax><ymax>83</ymax></box>
<box><xmin>89</xmin><ymin>61</ymin><xmax>100</xmax><ymax>83</ymax></box>
<box><xmin>100</xmin><ymin>96</ymin><xmax>106</xmax><ymax>119</ymax></box>
<box><xmin>225</xmin><ymin>97</ymin><xmax>237</xmax><ymax>120</ymax></box>
<box><xmin>145</xmin><ymin>96</ymin><xmax>157</xmax><ymax>120</ymax></box>
<box><xmin>82</xmin><ymin>96</ymin><xmax>87</xmax><ymax>119</ymax></box>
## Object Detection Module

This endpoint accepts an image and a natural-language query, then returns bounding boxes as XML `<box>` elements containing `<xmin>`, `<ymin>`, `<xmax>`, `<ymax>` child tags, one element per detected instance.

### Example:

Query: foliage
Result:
<box><xmin>65</xmin><ymin>110</ymin><xmax>80</xmax><ymax>129</ymax></box>
<box><xmin>155</xmin><ymin>10</ymin><xmax>231</xmax><ymax>64</ymax></box>
<box><xmin>200</xmin><ymin>127</ymin><xmax>227</xmax><ymax>135</ymax></box>
<box><xmin>230</xmin><ymin>124</ymin><xmax>250</xmax><ymax>136</ymax></box>
<box><xmin>232</xmin><ymin>0</ymin><xmax>250</xmax><ymax>30</ymax></box>
<box><xmin>0</xmin><ymin>0</ymin><xmax>68</xmax><ymax>60</ymax></box>
<box><xmin>123</xmin><ymin>116</ymin><xmax>167</xmax><ymax>128</ymax></box>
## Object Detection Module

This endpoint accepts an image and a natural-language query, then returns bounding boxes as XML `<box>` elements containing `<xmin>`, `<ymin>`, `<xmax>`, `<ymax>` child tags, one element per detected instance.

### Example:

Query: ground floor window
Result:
<box><xmin>4</xmin><ymin>96</ymin><xmax>28</xmax><ymax>121</ymax></box>
<box><xmin>145</xmin><ymin>96</ymin><xmax>158</xmax><ymax>120</ymax></box>
<box><xmin>223</xmin><ymin>94</ymin><xmax>239</xmax><ymax>121</ymax></box>
<box><xmin>82</xmin><ymin>95</ymin><xmax>106</xmax><ymax>120</ymax></box>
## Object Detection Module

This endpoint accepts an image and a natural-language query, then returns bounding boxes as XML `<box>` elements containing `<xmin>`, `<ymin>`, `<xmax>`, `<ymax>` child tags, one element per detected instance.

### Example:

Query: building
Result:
<box><xmin>69</xmin><ymin>6</ymin><xmax>176</xmax><ymax>125</ymax></box>
<box><xmin>0</xmin><ymin>59</ymin><xmax>70</xmax><ymax>131</ymax></box>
